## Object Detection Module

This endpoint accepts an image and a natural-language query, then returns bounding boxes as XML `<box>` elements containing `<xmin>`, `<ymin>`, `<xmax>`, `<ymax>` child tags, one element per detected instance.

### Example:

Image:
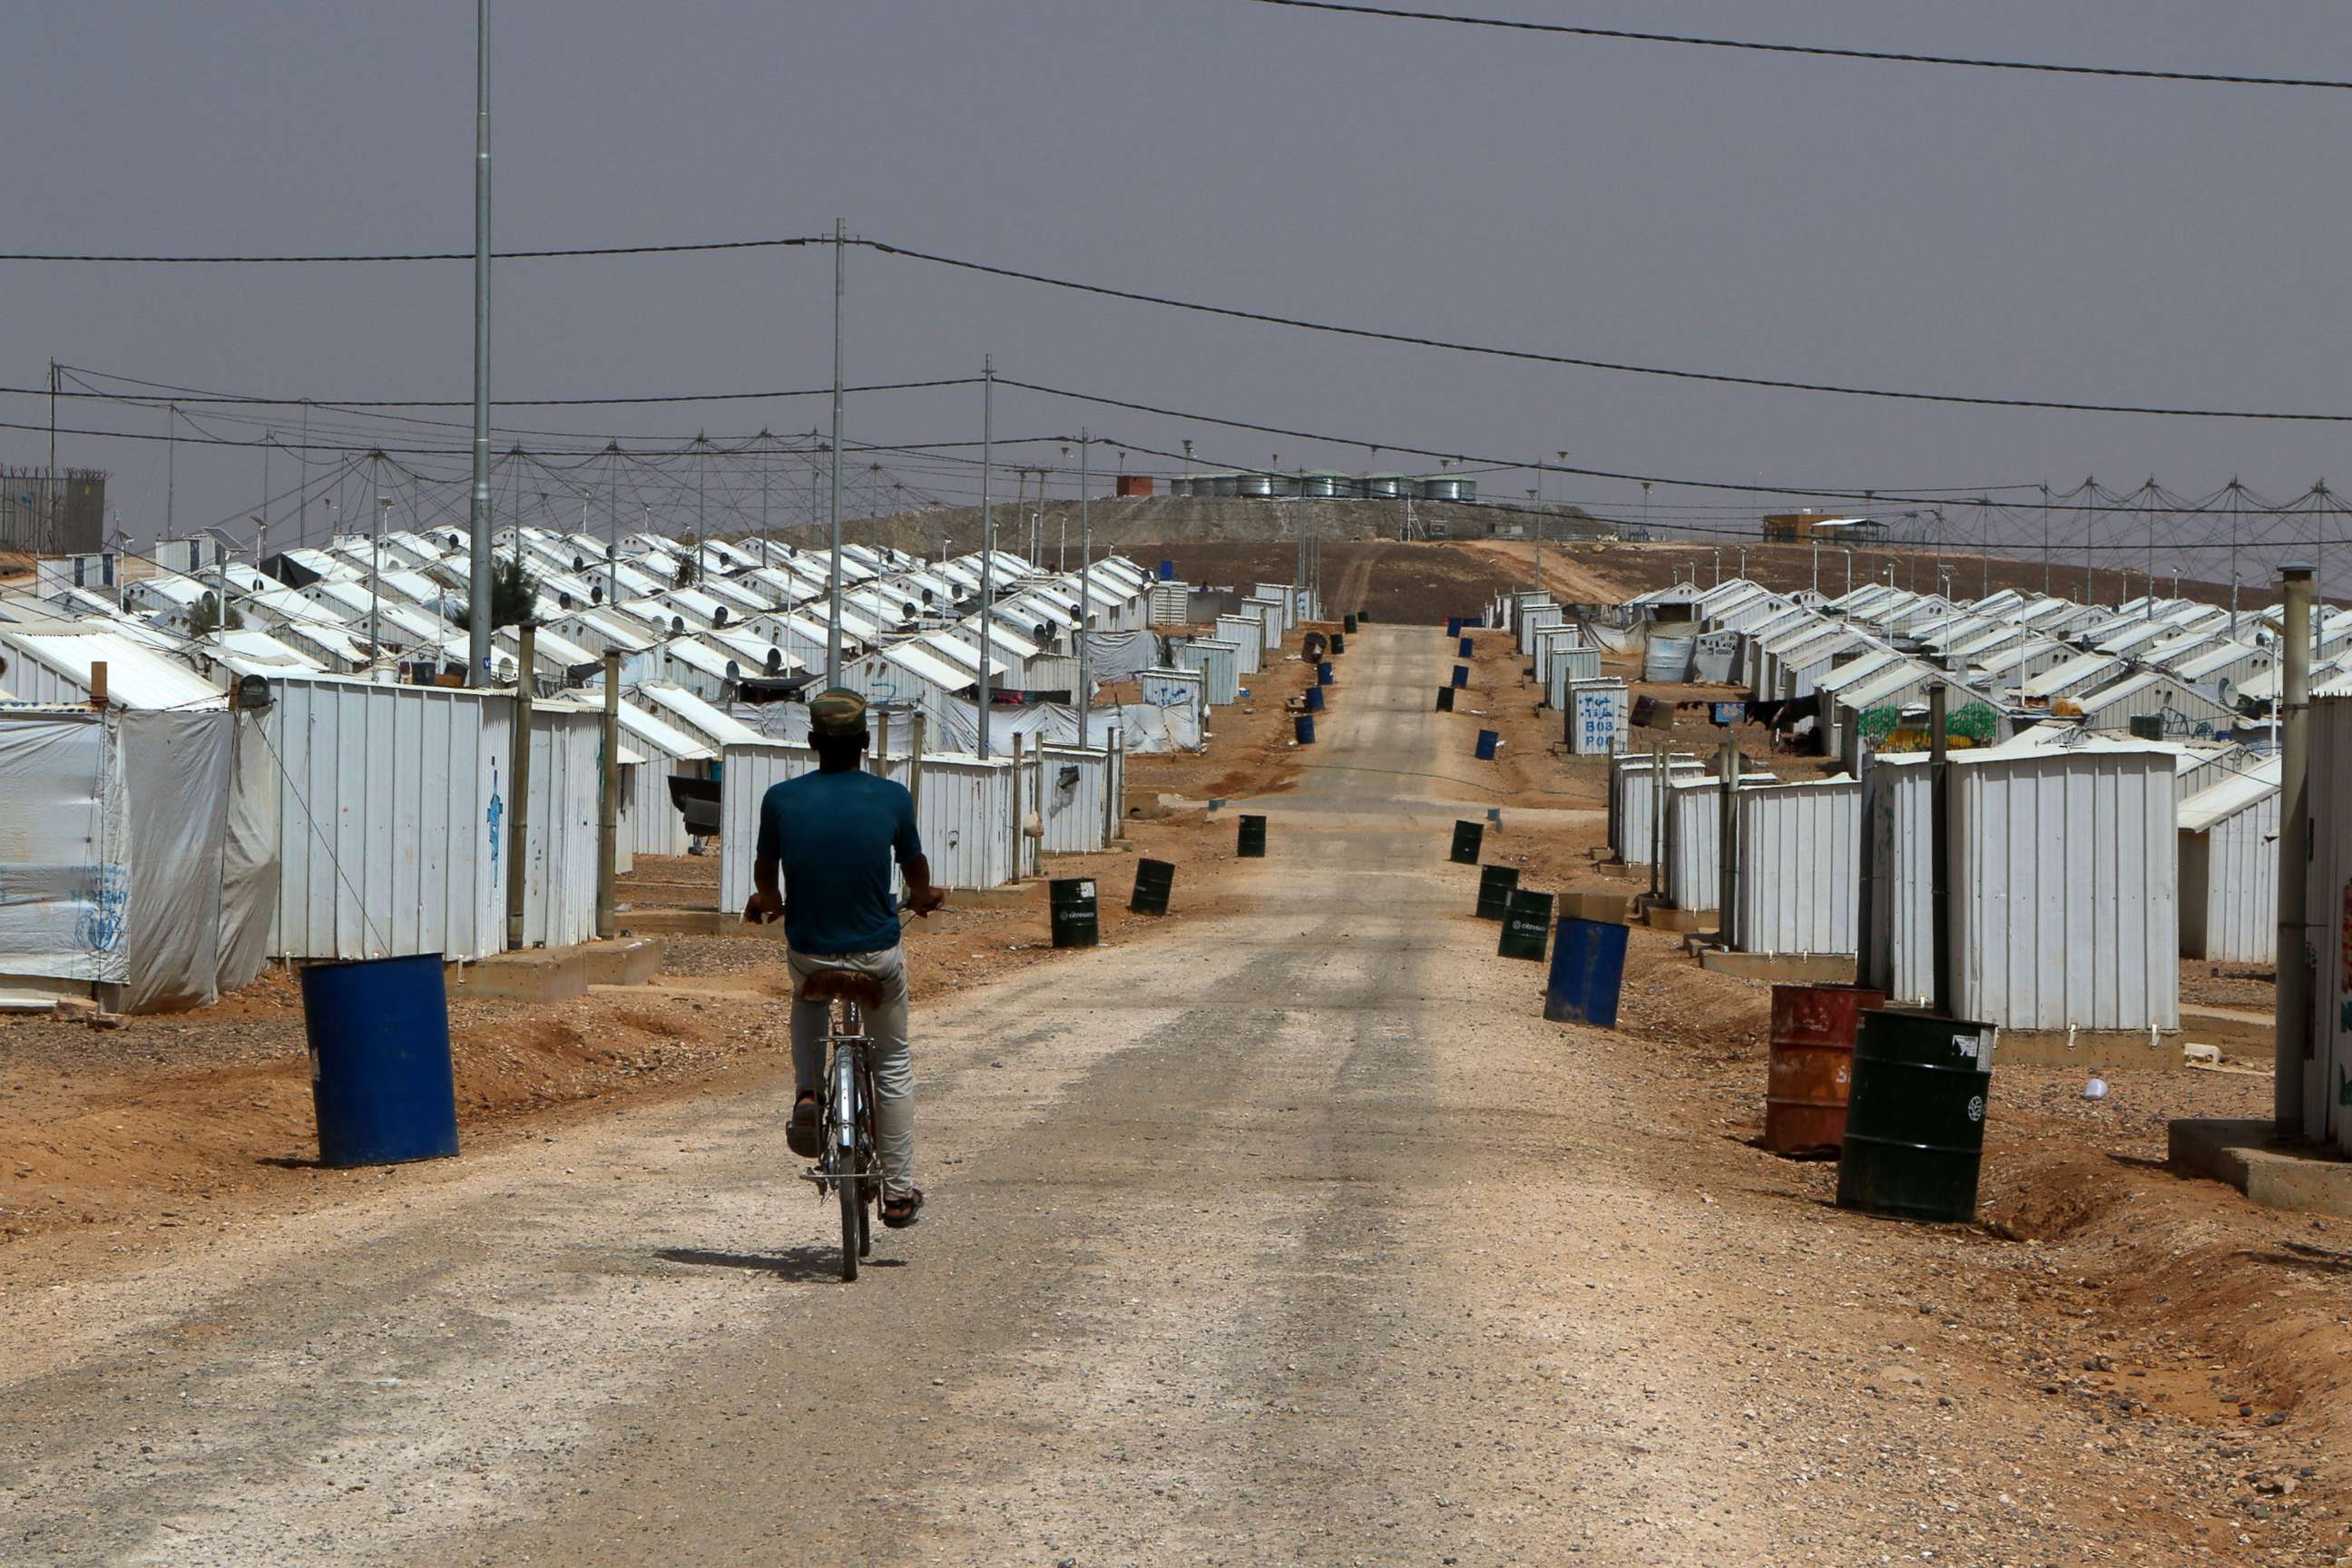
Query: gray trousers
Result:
<box><xmin>788</xmin><ymin>945</ymin><xmax>915</xmax><ymax>1198</ymax></box>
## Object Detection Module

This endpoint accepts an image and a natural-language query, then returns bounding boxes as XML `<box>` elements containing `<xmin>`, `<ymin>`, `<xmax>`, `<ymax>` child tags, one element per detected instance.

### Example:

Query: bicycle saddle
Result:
<box><xmin>798</xmin><ymin>969</ymin><xmax>886</xmax><ymax>1009</ymax></box>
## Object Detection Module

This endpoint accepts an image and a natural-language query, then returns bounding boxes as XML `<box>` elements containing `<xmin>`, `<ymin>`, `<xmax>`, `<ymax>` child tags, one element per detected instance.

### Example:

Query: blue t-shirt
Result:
<box><xmin>754</xmin><ymin>769</ymin><xmax>925</xmax><ymax>956</ymax></box>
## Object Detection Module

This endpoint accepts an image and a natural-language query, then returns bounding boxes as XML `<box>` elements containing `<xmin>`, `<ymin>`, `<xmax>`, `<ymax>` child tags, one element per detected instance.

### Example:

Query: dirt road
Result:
<box><xmin>0</xmin><ymin>626</ymin><xmax>2330</xmax><ymax>1564</ymax></box>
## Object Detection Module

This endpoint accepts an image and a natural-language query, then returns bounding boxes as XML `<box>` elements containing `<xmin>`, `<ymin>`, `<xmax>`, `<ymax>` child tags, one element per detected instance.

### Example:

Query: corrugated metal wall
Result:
<box><xmin>2181</xmin><ymin>794</ymin><xmax>2278</xmax><ymax>964</ymax></box>
<box><xmin>1544</xmin><ymin>648</ymin><xmax>1604</xmax><ymax>709</ymax></box>
<box><xmin>265</xmin><ymin>677</ymin><xmax>506</xmax><ymax>962</ymax></box>
<box><xmin>521</xmin><ymin>709</ymin><xmax>603</xmax><ymax>949</ymax></box>
<box><xmin>2305</xmin><ymin>697</ymin><xmax>2352</xmax><ymax>1151</ymax></box>
<box><xmin>1567</xmin><ymin>680</ymin><xmax>1630</xmax><ymax>756</ymax></box>
<box><xmin>1609</xmin><ymin>754</ymin><xmax>1705</xmax><ymax>863</ymax></box>
<box><xmin>1665</xmin><ymin>778</ymin><xmax>1723</xmax><ymax>913</ymax></box>
<box><xmin>1862</xmin><ymin>760</ymin><xmax>1934</xmax><ymax>1006</ymax></box>
<box><xmin>1213</xmin><ymin>617</ymin><xmax>1263</xmax><ymax>674</ymax></box>
<box><xmin>1517</xmin><ymin>606</ymin><xmax>1563</xmax><ymax>655</ymax></box>
<box><xmin>1175</xmin><ymin>639</ymin><xmax>1241</xmax><ymax>705</ymax></box>
<box><xmin>720</xmin><ymin>743</ymin><xmax>1020</xmax><ymax>914</ymax></box>
<box><xmin>1035</xmin><ymin>744</ymin><xmax>1113</xmax><ymax>855</ymax></box>
<box><xmin>1950</xmin><ymin>750</ymin><xmax>2180</xmax><ymax>1031</ymax></box>
<box><xmin>1734</xmin><ymin>779</ymin><xmax>1861</xmax><ymax>956</ymax></box>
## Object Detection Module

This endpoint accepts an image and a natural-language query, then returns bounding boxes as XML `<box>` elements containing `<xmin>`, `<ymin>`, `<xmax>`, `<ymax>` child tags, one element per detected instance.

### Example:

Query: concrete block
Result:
<box><xmin>449</xmin><ymin>950</ymin><xmax>589</xmax><ymax>1004</ymax></box>
<box><xmin>1642</xmin><ymin>904</ymin><xmax>1710</xmax><ymax>934</ymax></box>
<box><xmin>1993</xmin><ymin>1029</ymin><xmax>2186</xmax><ymax>1067</ymax></box>
<box><xmin>2169</xmin><ymin>1119</ymin><xmax>2352</xmax><ymax>1220</ymax></box>
<box><xmin>582</xmin><ymin>937</ymin><xmax>665</xmax><ymax>986</ymax></box>
<box><xmin>1557</xmin><ymin>890</ymin><xmax>1632</xmax><ymax>926</ymax></box>
<box><xmin>1697</xmin><ymin>949</ymin><xmax>1857</xmax><ymax>985</ymax></box>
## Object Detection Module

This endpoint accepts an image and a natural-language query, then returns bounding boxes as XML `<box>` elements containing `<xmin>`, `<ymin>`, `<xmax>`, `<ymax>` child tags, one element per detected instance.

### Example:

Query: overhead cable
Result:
<box><xmin>1241</xmin><ymin>0</ymin><xmax>2352</xmax><ymax>93</ymax></box>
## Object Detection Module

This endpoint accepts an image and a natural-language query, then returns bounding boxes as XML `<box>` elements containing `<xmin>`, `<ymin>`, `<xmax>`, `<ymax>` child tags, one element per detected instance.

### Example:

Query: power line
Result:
<box><xmin>870</xmin><ymin>242</ymin><xmax>2352</xmax><ymax>422</ymax></box>
<box><xmin>0</xmin><ymin>236</ymin><xmax>827</xmax><ymax>264</ymax></box>
<box><xmin>1241</xmin><ymin>0</ymin><xmax>2352</xmax><ymax>93</ymax></box>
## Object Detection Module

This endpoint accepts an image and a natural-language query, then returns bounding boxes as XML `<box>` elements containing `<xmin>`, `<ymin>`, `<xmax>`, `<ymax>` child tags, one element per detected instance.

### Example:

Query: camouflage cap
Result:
<box><xmin>808</xmin><ymin>686</ymin><xmax>869</xmax><ymax>739</ymax></box>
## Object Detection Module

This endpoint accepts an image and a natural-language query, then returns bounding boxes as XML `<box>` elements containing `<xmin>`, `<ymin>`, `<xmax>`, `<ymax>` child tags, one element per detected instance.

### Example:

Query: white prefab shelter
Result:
<box><xmin>2301</xmin><ymin>697</ymin><xmax>2352</xmax><ymax>1152</ymax></box>
<box><xmin>1034</xmin><ymin>743</ymin><xmax>1120</xmax><ymax>855</ymax></box>
<box><xmin>1860</xmin><ymin>758</ymin><xmax>1936</xmax><ymax>1006</ymax></box>
<box><xmin>718</xmin><ymin>742</ymin><xmax>1021</xmax><ymax>903</ymax></box>
<box><xmin>612</xmin><ymin>700</ymin><xmax>715</xmax><ymax>859</ymax></box>
<box><xmin>1212</xmin><ymin>616</ymin><xmax>1265</xmax><ymax>675</ymax></box>
<box><xmin>1662</xmin><ymin>769</ymin><xmax>1777</xmax><ymax>914</ymax></box>
<box><xmin>1566</xmin><ymin>679</ymin><xmax>1630</xmax><ymax>757</ymax></box>
<box><xmin>0</xmin><ymin>707</ymin><xmax>277</xmax><ymax>1012</ymax></box>
<box><xmin>1173</xmin><ymin>638</ymin><xmax>1241</xmax><ymax>706</ymax></box>
<box><xmin>517</xmin><ymin>702</ymin><xmax>605</xmax><ymax>949</ymax></box>
<box><xmin>1732</xmin><ymin>777</ymin><xmax>1861</xmax><ymax>956</ymax></box>
<box><xmin>1607</xmin><ymin>752</ymin><xmax>1706</xmax><ymax>864</ymax></box>
<box><xmin>266</xmin><ymin>677</ymin><xmax>507</xmax><ymax>963</ymax></box>
<box><xmin>2178</xmin><ymin>760</ymin><xmax>2279</xmax><ymax>965</ymax></box>
<box><xmin>1544</xmin><ymin>646</ymin><xmax>1605</xmax><ymax>710</ymax></box>
<box><xmin>1948</xmin><ymin>746</ymin><xmax>2180</xmax><ymax>1032</ymax></box>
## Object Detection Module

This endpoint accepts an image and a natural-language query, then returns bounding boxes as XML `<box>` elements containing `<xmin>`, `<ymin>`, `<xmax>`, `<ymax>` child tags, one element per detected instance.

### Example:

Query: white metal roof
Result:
<box><xmin>629</xmin><ymin>680</ymin><xmax>767</xmax><ymax>750</ymax></box>
<box><xmin>0</xmin><ymin>622</ymin><xmax>226</xmax><ymax>709</ymax></box>
<box><xmin>2178</xmin><ymin>757</ymin><xmax>2282</xmax><ymax>832</ymax></box>
<box><xmin>612</xmin><ymin>697</ymin><xmax>716</xmax><ymax>762</ymax></box>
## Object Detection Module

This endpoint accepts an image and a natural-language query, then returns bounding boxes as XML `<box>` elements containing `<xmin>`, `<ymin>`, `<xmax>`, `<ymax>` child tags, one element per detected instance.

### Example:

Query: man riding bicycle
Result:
<box><xmin>745</xmin><ymin>688</ymin><xmax>945</xmax><ymax>1229</ymax></box>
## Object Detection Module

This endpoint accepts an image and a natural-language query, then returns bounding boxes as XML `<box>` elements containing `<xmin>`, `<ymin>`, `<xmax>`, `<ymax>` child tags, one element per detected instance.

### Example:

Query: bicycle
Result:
<box><xmin>795</xmin><ymin>966</ymin><xmax>883</xmax><ymax>1281</ymax></box>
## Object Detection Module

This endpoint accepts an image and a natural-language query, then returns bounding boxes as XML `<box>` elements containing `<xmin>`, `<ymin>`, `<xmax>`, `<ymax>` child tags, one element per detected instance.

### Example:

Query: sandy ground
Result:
<box><xmin>3</xmin><ymin>622</ymin><xmax>2347</xmax><ymax>1567</ymax></box>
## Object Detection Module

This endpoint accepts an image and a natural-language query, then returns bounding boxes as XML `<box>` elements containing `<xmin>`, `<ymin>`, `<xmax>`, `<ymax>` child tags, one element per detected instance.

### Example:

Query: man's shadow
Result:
<box><xmin>656</xmin><ymin>1245</ymin><xmax>907</xmax><ymax>1281</ymax></box>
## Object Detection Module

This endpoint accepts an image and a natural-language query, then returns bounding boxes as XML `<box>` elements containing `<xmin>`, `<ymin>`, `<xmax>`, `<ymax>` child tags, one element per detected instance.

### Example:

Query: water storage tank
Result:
<box><xmin>1206</xmin><ymin>472</ymin><xmax>1241</xmax><ymax>497</ymax></box>
<box><xmin>1238</xmin><ymin>472</ymin><xmax>1277</xmax><ymax>499</ymax></box>
<box><xmin>1416</xmin><ymin>475</ymin><xmax>1475</xmax><ymax>504</ymax></box>
<box><xmin>1300</xmin><ymin>470</ymin><xmax>1346</xmax><ymax>499</ymax></box>
<box><xmin>1169</xmin><ymin>476</ymin><xmax>1193</xmax><ymax>498</ymax></box>
<box><xmin>1362</xmin><ymin>473</ymin><xmax>1406</xmax><ymax>500</ymax></box>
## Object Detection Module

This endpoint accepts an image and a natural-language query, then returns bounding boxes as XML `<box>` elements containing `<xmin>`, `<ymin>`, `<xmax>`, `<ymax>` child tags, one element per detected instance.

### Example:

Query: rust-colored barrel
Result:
<box><xmin>1763</xmin><ymin>984</ymin><xmax>1886</xmax><ymax>1156</ymax></box>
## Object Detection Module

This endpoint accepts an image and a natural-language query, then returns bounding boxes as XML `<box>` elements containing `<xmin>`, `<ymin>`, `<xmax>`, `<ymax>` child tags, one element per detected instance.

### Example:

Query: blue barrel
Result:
<box><xmin>1451</xmin><ymin>664</ymin><xmax>1469</xmax><ymax>690</ymax></box>
<box><xmin>300</xmin><ymin>953</ymin><xmax>460</xmax><ymax>1168</ymax></box>
<box><xmin>1159</xmin><ymin>559</ymin><xmax>1174</xmax><ymax>581</ymax></box>
<box><xmin>1446</xmin><ymin>617</ymin><xmax>1463</xmax><ymax>637</ymax></box>
<box><xmin>1305</xmin><ymin>684</ymin><xmax>1325</xmax><ymax>711</ymax></box>
<box><xmin>1458</xmin><ymin>636</ymin><xmax>1474</xmax><ymax>658</ymax></box>
<box><xmin>1475</xmin><ymin>729</ymin><xmax>1499</xmax><ymax>760</ymax></box>
<box><xmin>1294</xmin><ymin>713</ymin><xmax>1316</xmax><ymax>744</ymax></box>
<box><xmin>1317</xmin><ymin>661</ymin><xmax>1334</xmax><ymax>685</ymax></box>
<box><xmin>1544</xmin><ymin>917</ymin><xmax>1630</xmax><ymax>1027</ymax></box>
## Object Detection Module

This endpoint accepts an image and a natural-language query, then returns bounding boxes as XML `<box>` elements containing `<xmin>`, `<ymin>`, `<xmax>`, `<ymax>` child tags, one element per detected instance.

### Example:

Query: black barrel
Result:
<box><xmin>1048</xmin><ymin>877</ymin><xmax>1101</xmax><ymax>948</ymax></box>
<box><xmin>1497</xmin><ymin>890</ymin><xmax>1555</xmax><ymax>961</ymax></box>
<box><xmin>1330</xmin><ymin>632</ymin><xmax>1346</xmax><ymax>655</ymax></box>
<box><xmin>1836</xmin><ymin>1012</ymin><xmax>1996</xmax><ymax>1223</ymax></box>
<box><xmin>1237</xmin><ymin>814</ymin><xmax>1268</xmax><ymax>858</ymax></box>
<box><xmin>1449</xmin><ymin>819</ymin><xmax>1484</xmax><ymax>864</ymax></box>
<box><xmin>1475</xmin><ymin>864</ymin><xmax>1519</xmax><ymax>919</ymax></box>
<box><xmin>1131</xmin><ymin>858</ymin><xmax>1175</xmax><ymax>916</ymax></box>
<box><xmin>1343</xmin><ymin>613</ymin><xmax>1357</xmax><ymax>633</ymax></box>
<box><xmin>1436</xmin><ymin>685</ymin><xmax>1455</xmax><ymax>712</ymax></box>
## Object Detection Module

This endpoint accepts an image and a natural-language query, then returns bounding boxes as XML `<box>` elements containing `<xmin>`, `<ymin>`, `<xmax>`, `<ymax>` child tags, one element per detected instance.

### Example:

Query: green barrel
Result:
<box><xmin>1497</xmin><ymin>890</ymin><xmax>1554</xmax><ymax>961</ymax></box>
<box><xmin>1475</xmin><ymin>864</ymin><xmax>1519</xmax><ymax>920</ymax></box>
<box><xmin>1130</xmin><ymin>858</ymin><xmax>1175</xmax><ymax>915</ymax></box>
<box><xmin>1048</xmin><ymin>877</ymin><xmax>1100</xmax><ymax>948</ymax></box>
<box><xmin>1237</xmin><ymin>814</ymin><xmax>1268</xmax><ymax>858</ymax></box>
<box><xmin>1836</xmin><ymin>1011</ymin><xmax>1996</xmax><ymax>1223</ymax></box>
<box><xmin>1449</xmin><ymin>820</ymin><xmax>1484</xmax><ymax>864</ymax></box>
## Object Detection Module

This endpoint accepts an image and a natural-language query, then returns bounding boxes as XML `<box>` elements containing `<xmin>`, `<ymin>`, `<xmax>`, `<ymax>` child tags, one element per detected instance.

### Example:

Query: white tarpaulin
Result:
<box><xmin>1078</xmin><ymin>628</ymin><xmax>1161</xmax><ymax>682</ymax></box>
<box><xmin>1137</xmin><ymin>668</ymin><xmax>1206</xmax><ymax>744</ymax></box>
<box><xmin>0</xmin><ymin>708</ymin><xmax>279</xmax><ymax>1011</ymax></box>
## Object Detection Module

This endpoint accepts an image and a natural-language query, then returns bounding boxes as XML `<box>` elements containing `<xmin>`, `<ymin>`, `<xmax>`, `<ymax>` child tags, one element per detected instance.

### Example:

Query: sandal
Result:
<box><xmin>788</xmin><ymin>1093</ymin><xmax>820</xmax><ymax>1158</ymax></box>
<box><xmin>881</xmin><ymin>1188</ymin><xmax>926</xmax><ymax>1229</ymax></box>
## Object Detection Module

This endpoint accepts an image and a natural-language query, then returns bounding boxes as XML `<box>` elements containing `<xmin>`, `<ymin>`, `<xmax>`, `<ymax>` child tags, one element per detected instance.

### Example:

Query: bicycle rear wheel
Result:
<box><xmin>838</xmin><ymin>1164</ymin><xmax>859</xmax><ymax>1282</ymax></box>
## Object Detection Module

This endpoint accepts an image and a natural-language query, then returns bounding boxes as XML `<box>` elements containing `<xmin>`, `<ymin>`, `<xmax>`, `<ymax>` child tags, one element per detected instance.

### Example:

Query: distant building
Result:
<box><xmin>1762</xmin><ymin>511</ymin><xmax>1886</xmax><ymax>543</ymax></box>
<box><xmin>1115</xmin><ymin>474</ymin><xmax>1154</xmax><ymax>497</ymax></box>
<box><xmin>0</xmin><ymin>467</ymin><xmax>108</xmax><ymax>555</ymax></box>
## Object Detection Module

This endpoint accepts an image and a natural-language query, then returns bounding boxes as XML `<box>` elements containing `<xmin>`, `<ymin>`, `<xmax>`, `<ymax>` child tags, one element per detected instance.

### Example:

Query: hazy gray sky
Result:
<box><xmin>4</xmin><ymin>1</ymin><xmax>2345</xmax><ymax>580</ymax></box>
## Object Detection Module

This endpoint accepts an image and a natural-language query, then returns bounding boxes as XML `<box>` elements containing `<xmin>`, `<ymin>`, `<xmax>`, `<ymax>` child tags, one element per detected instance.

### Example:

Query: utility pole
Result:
<box><xmin>2275</xmin><ymin>563</ymin><xmax>2315</xmax><ymax>1135</ymax></box>
<box><xmin>164</xmin><ymin>405</ymin><xmax>177</xmax><ymax>538</ymax></box>
<box><xmin>1529</xmin><ymin>483</ymin><xmax>1543</xmax><ymax>598</ymax></box>
<box><xmin>1076</xmin><ymin>429</ymin><xmax>1093</xmax><ymax>745</ymax></box>
<box><xmin>46</xmin><ymin>360</ymin><xmax>57</xmax><ymax>554</ymax></box>
<box><xmin>2040</xmin><ymin>483</ymin><xmax>2052</xmax><ymax>596</ymax></box>
<box><xmin>371</xmin><ymin>492</ymin><xmax>390</xmax><ymax>656</ymax></box>
<box><xmin>597</xmin><ymin>649</ymin><xmax>619</xmax><ymax>939</ymax></box>
<box><xmin>605</xmin><ymin>444</ymin><xmax>622</xmax><ymax>610</ymax></box>
<box><xmin>466</xmin><ymin>0</ymin><xmax>495</xmax><ymax>685</ymax></box>
<box><xmin>827</xmin><ymin>218</ymin><xmax>847</xmax><ymax>687</ymax></box>
<box><xmin>976</xmin><ymin>356</ymin><xmax>996</xmax><ymax>760</ymax></box>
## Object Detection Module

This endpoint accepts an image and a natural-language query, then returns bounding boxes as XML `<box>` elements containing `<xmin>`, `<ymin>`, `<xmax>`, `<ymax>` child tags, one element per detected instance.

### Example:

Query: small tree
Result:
<box><xmin>187</xmin><ymin>594</ymin><xmax>244</xmax><ymax>636</ymax></box>
<box><xmin>453</xmin><ymin>556</ymin><xmax>542</xmax><ymax>631</ymax></box>
<box><xmin>673</xmin><ymin>534</ymin><xmax>702</xmax><ymax>589</ymax></box>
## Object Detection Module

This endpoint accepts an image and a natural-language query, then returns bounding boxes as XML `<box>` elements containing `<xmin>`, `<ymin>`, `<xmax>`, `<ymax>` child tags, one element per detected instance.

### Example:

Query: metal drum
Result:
<box><xmin>1475</xmin><ymin>864</ymin><xmax>1519</xmax><ymax>920</ymax></box>
<box><xmin>1049</xmin><ymin>877</ymin><xmax>1101</xmax><ymax>948</ymax></box>
<box><xmin>1237</xmin><ymin>814</ymin><xmax>1268</xmax><ymax>858</ymax></box>
<box><xmin>299</xmin><ymin>953</ymin><xmax>460</xmax><ymax>1169</ymax></box>
<box><xmin>1304</xmin><ymin>684</ymin><xmax>1325</xmax><ymax>712</ymax></box>
<box><xmin>1130</xmin><ymin>858</ymin><xmax>1175</xmax><ymax>916</ymax></box>
<box><xmin>1837</xmin><ymin>1012</ymin><xmax>1996</xmax><ymax>1222</ymax></box>
<box><xmin>1294</xmin><ymin>713</ymin><xmax>1316</xmax><ymax>744</ymax></box>
<box><xmin>1763</xmin><ymin>984</ymin><xmax>1886</xmax><ymax>1156</ymax></box>
<box><xmin>1544</xmin><ymin>917</ymin><xmax>1630</xmax><ymax>1026</ymax></box>
<box><xmin>1329</xmin><ymin>632</ymin><xmax>1345</xmax><ymax>655</ymax></box>
<box><xmin>1449</xmin><ymin>820</ymin><xmax>1484</xmax><ymax>864</ymax></box>
<box><xmin>1446</xmin><ymin>617</ymin><xmax>1463</xmax><ymax>638</ymax></box>
<box><xmin>1458</xmin><ymin>636</ymin><xmax>1475</xmax><ymax>659</ymax></box>
<box><xmin>1317</xmin><ymin>662</ymin><xmax>1334</xmax><ymax>685</ymax></box>
<box><xmin>1343</xmin><ymin>614</ymin><xmax>1357</xmax><ymax>633</ymax></box>
<box><xmin>1436</xmin><ymin>685</ymin><xmax>1455</xmax><ymax>711</ymax></box>
<box><xmin>1497</xmin><ymin>890</ymin><xmax>1554</xmax><ymax>961</ymax></box>
<box><xmin>1451</xmin><ymin>665</ymin><xmax>1470</xmax><ymax>690</ymax></box>
<box><xmin>1474</xmin><ymin>729</ymin><xmax>1499</xmax><ymax>761</ymax></box>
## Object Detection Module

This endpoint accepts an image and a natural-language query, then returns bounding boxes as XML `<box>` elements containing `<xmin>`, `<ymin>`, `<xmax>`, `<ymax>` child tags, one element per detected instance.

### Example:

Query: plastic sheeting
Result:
<box><xmin>0</xmin><ymin>708</ymin><xmax>278</xmax><ymax>1011</ymax></box>
<box><xmin>1077</xmin><ymin>628</ymin><xmax>1161</xmax><ymax>682</ymax></box>
<box><xmin>1137</xmin><ymin>668</ymin><xmax>1205</xmax><ymax>743</ymax></box>
<box><xmin>1643</xmin><ymin>636</ymin><xmax>1694</xmax><ymax>682</ymax></box>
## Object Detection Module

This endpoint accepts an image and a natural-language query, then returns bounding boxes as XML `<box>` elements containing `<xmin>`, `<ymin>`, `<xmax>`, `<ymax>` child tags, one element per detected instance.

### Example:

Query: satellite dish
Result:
<box><xmin>714</xmin><ymin>608</ymin><xmax>730</xmax><ymax>626</ymax></box>
<box><xmin>725</xmin><ymin>660</ymin><xmax>741</xmax><ymax>679</ymax></box>
<box><xmin>235</xmin><ymin>674</ymin><xmax>273</xmax><ymax>710</ymax></box>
